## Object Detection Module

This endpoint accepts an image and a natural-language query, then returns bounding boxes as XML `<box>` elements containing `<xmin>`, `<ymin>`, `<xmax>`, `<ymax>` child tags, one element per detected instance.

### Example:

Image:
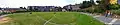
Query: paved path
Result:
<box><xmin>80</xmin><ymin>12</ymin><xmax>120</xmax><ymax>25</ymax></box>
<box><xmin>0</xmin><ymin>15</ymin><xmax>8</xmax><ymax>18</ymax></box>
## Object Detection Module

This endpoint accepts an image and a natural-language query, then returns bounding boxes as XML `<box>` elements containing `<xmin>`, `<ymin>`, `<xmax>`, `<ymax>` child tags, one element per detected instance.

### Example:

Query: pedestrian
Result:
<box><xmin>105</xmin><ymin>10</ymin><xmax>109</xmax><ymax>17</ymax></box>
<box><xmin>109</xmin><ymin>12</ymin><xmax>112</xmax><ymax>17</ymax></box>
<box><xmin>105</xmin><ymin>10</ymin><xmax>112</xmax><ymax>17</ymax></box>
<box><xmin>107</xmin><ymin>11</ymin><xmax>111</xmax><ymax>17</ymax></box>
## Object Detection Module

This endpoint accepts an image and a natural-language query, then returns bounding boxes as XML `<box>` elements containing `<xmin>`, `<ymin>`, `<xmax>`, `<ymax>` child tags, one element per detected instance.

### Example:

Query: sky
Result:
<box><xmin>0</xmin><ymin>0</ymin><xmax>93</xmax><ymax>8</ymax></box>
<box><xmin>118</xmin><ymin>0</ymin><xmax>120</xmax><ymax>4</ymax></box>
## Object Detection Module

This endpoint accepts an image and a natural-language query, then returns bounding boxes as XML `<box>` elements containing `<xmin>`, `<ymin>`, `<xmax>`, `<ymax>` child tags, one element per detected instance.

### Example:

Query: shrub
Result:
<box><xmin>111</xmin><ymin>9</ymin><xmax>120</xmax><ymax>15</ymax></box>
<box><xmin>79</xmin><ymin>6</ymin><xmax>105</xmax><ymax>13</ymax></box>
<box><xmin>107</xmin><ymin>4</ymin><xmax>119</xmax><ymax>10</ymax></box>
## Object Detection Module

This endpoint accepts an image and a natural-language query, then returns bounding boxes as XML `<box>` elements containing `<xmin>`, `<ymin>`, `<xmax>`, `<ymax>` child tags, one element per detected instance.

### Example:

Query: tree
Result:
<box><xmin>95</xmin><ymin>0</ymin><xmax>109</xmax><ymax>13</ymax></box>
<box><xmin>63</xmin><ymin>6</ymin><xmax>69</xmax><ymax>11</ymax></box>
<box><xmin>29</xmin><ymin>6</ymin><xmax>33</xmax><ymax>11</ymax></box>
<box><xmin>96</xmin><ymin>0</ymin><xmax>120</xmax><ymax>14</ymax></box>
<box><xmin>20</xmin><ymin>7</ymin><xmax>27</xmax><ymax>9</ymax></box>
<box><xmin>80</xmin><ymin>0</ymin><xmax>95</xmax><ymax>9</ymax></box>
<box><xmin>82</xmin><ymin>1</ymin><xmax>91</xmax><ymax>8</ymax></box>
<box><xmin>107</xmin><ymin>4</ymin><xmax>119</xmax><ymax>10</ymax></box>
<box><xmin>57</xmin><ymin>7</ymin><xmax>62</xmax><ymax>11</ymax></box>
<box><xmin>0</xmin><ymin>7</ymin><xmax>1</xmax><ymax>10</ymax></box>
<box><xmin>96</xmin><ymin>1</ymin><xmax>101</xmax><ymax>3</ymax></box>
<box><xmin>23</xmin><ymin>7</ymin><xmax>26</xmax><ymax>9</ymax></box>
<box><xmin>90</xmin><ymin>0</ymin><xmax>95</xmax><ymax>5</ymax></box>
<box><xmin>100</xmin><ymin>0</ymin><xmax>119</xmax><ymax>10</ymax></box>
<box><xmin>20</xmin><ymin>7</ymin><xmax>23</xmax><ymax>9</ymax></box>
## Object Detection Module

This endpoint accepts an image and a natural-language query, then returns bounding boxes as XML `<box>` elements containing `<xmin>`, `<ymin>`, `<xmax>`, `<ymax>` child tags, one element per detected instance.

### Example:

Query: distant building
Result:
<box><xmin>63</xmin><ymin>5</ymin><xmax>72</xmax><ymax>11</ymax></box>
<box><xmin>71</xmin><ymin>4</ymin><xmax>81</xmax><ymax>10</ymax></box>
<box><xmin>63</xmin><ymin>4</ymin><xmax>81</xmax><ymax>11</ymax></box>
<box><xmin>27</xmin><ymin>6</ymin><xmax>56</xmax><ymax>12</ymax></box>
<box><xmin>0</xmin><ymin>8</ymin><xmax>26</xmax><ymax>13</ymax></box>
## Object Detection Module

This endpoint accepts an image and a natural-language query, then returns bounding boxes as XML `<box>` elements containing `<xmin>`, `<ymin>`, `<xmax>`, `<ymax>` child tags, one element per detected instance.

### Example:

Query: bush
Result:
<box><xmin>111</xmin><ymin>9</ymin><xmax>120</xmax><ymax>15</ymax></box>
<box><xmin>79</xmin><ymin>6</ymin><xmax>105</xmax><ymax>13</ymax></box>
<box><xmin>107</xmin><ymin>4</ymin><xmax>119</xmax><ymax>10</ymax></box>
<box><xmin>93</xmin><ymin>8</ymin><xmax>105</xmax><ymax>13</ymax></box>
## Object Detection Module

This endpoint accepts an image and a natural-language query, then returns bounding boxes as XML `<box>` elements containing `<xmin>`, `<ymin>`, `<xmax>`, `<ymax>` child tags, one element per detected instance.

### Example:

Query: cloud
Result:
<box><xmin>0</xmin><ymin>0</ymin><xmax>93</xmax><ymax>8</ymax></box>
<box><xmin>6</xmin><ymin>0</ymin><xmax>69</xmax><ymax>7</ymax></box>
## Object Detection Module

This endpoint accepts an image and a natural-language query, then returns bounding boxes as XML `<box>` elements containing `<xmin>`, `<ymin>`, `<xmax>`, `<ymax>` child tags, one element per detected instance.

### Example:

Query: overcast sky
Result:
<box><xmin>0</xmin><ymin>0</ymin><xmax>94</xmax><ymax>8</ymax></box>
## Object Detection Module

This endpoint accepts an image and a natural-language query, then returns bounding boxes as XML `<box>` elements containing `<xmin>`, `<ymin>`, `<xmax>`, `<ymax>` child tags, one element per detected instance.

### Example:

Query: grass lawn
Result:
<box><xmin>0</xmin><ymin>12</ymin><xmax>104</xmax><ymax>25</ymax></box>
<box><xmin>76</xmin><ymin>14</ymin><xmax>104</xmax><ymax>25</ymax></box>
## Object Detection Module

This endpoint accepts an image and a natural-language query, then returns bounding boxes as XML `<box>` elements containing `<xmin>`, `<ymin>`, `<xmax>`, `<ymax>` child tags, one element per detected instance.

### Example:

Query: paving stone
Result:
<box><xmin>96</xmin><ymin>16</ymin><xmax>113</xmax><ymax>23</ymax></box>
<box><xmin>113</xmin><ymin>20</ymin><xmax>120</xmax><ymax>25</ymax></box>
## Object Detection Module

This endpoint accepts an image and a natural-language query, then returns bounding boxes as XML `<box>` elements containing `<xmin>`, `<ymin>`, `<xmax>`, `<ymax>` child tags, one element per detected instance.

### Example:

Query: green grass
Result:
<box><xmin>1</xmin><ymin>12</ymin><xmax>104</xmax><ymax>25</ymax></box>
<box><xmin>76</xmin><ymin>14</ymin><xmax>104</xmax><ymax>25</ymax></box>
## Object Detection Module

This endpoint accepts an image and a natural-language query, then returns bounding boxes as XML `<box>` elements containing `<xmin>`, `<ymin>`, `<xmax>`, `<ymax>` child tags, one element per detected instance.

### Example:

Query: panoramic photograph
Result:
<box><xmin>0</xmin><ymin>0</ymin><xmax>120</xmax><ymax>25</ymax></box>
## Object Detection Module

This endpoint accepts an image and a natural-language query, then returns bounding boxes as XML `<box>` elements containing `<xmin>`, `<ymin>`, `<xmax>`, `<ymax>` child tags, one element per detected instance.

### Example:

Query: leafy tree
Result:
<box><xmin>90</xmin><ymin>0</ymin><xmax>95</xmax><ymax>5</ymax></box>
<box><xmin>108</xmin><ymin>4</ymin><xmax>119</xmax><ymax>10</ymax></box>
<box><xmin>82</xmin><ymin>1</ymin><xmax>92</xmax><ymax>8</ymax></box>
<box><xmin>29</xmin><ymin>6</ymin><xmax>33</xmax><ymax>11</ymax></box>
<box><xmin>97</xmin><ymin>0</ymin><xmax>119</xmax><ymax>10</ymax></box>
<box><xmin>80</xmin><ymin>0</ymin><xmax>95</xmax><ymax>9</ymax></box>
<box><xmin>20</xmin><ymin>7</ymin><xmax>24</xmax><ymax>9</ymax></box>
<box><xmin>57</xmin><ymin>7</ymin><xmax>62</xmax><ymax>11</ymax></box>
<box><xmin>111</xmin><ymin>9</ymin><xmax>120</xmax><ymax>15</ymax></box>
<box><xmin>23</xmin><ymin>7</ymin><xmax>26</xmax><ymax>9</ymax></box>
<box><xmin>0</xmin><ymin>7</ymin><xmax>1</xmax><ymax>10</ymax></box>
<box><xmin>96</xmin><ymin>0</ymin><xmax>101</xmax><ymax>4</ymax></box>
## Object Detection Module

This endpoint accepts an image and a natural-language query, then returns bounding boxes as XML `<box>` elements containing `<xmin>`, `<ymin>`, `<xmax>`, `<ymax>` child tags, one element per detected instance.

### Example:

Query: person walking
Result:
<box><xmin>107</xmin><ymin>11</ymin><xmax>111</xmax><ymax>17</ymax></box>
<box><xmin>105</xmin><ymin>10</ymin><xmax>112</xmax><ymax>17</ymax></box>
<box><xmin>105</xmin><ymin>10</ymin><xmax>109</xmax><ymax>17</ymax></box>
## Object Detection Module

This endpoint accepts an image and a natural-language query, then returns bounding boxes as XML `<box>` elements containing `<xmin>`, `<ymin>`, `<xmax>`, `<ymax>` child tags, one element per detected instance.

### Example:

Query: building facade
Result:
<box><xmin>63</xmin><ymin>4</ymin><xmax>81</xmax><ymax>11</ymax></box>
<box><xmin>27</xmin><ymin>6</ymin><xmax>56</xmax><ymax>12</ymax></box>
<box><xmin>0</xmin><ymin>8</ymin><xmax>26</xmax><ymax>13</ymax></box>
